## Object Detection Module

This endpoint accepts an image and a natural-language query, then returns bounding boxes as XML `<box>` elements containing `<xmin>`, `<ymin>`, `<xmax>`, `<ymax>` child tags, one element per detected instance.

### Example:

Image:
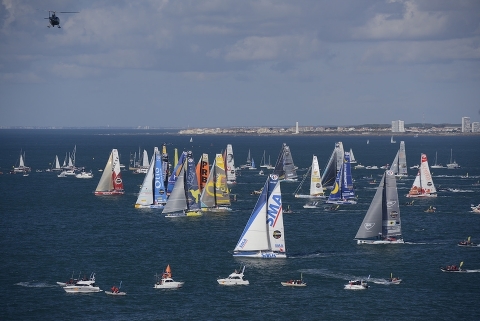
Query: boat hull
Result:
<box><xmin>326</xmin><ymin>200</ymin><xmax>357</xmax><ymax>205</ymax></box>
<box><xmin>217</xmin><ymin>279</ymin><xmax>249</xmax><ymax>286</ymax></box>
<box><xmin>105</xmin><ymin>291</ymin><xmax>126</xmax><ymax>296</ymax></box>
<box><xmin>294</xmin><ymin>194</ymin><xmax>326</xmax><ymax>199</ymax></box>
<box><xmin>281</xmin><ymin>282</ymin><xmax>306</xmax><ymax>287</ymax></box>
<box><xmin>406</xmin><ymin>193</ymin><xmax>437</xmax><ymax>198</ymax></box>
<box><xmin>356</xmin><ymin>239</ymin><xmax>404</xmax><ymax>245</ymax></box>
<box><xmin>63</xmin><ymin>286</ymin><xmax>102</xmax><ymax>293</ymax></box>
<box><xmin>135</xmin><ymin>204</ymin><xmax>164</xmax><ymax>209</ymax></box>
<box><xmin>154</xmin><ymin>282</ymin><xmax>184</xmax><ymax>289</ymax></box>
<box><xmin>233</xmin><ymin>251</ymin><xmax>286</xmax><ymax>259</ymax></box>
<box><xmin>344</xmin><ymin>284</ymin><xmax>368</xmax><ymax>290</ymax></box>
<box><xmin>94</xmin><ymin>190</ymin><xmax>124</xmax><ymax>196</ymax></box>
<box><xmin>201</xmin><ymin>207</ymin><xmax>232</xmax><ymax>213</ymax></box>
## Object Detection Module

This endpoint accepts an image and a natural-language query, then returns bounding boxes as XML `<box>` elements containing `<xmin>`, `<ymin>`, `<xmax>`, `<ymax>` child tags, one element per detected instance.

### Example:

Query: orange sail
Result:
<box><xmin>164</xmin><ymin>264</ymin><xmax>172</xmax><ymax>278</ymax></box>
<box><xmin>196</xmin><ymin>154</ymin><xmax>209</xmax><ymax>192</ymax></box>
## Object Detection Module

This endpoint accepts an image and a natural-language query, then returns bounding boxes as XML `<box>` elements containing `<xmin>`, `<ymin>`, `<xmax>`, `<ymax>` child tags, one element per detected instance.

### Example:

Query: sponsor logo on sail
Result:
<box><xmin>273</xmin><ymin>230</ymin><xmax>282</xmax><ymax>239</ymax></box>
<box><xmin>386</xmin><ymin>170</ymin><xmax>394</xmax><ymax>176</ymax></box>
<box><xmin>386</xmin><ymin>201</ymin><xmax>396</xmax><ymax>208</ymax></box>
<box><xmin>364</xmin><ymin>223</ymin><xmax>375</xmax><ymax>230</ymax></box>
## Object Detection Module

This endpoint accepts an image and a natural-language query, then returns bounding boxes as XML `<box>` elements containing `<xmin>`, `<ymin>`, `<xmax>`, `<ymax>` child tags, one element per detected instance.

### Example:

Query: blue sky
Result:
<box><xmin>1</xmin><ymin>0</ymin><xmax>479</xmax><ymax>128</ymax></box>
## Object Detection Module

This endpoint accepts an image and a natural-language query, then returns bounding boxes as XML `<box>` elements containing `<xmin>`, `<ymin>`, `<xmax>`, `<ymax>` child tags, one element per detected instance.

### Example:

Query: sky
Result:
<box><xmin>1</xmin><ymin>0</ymin><xmax>479</xmax><ymax>128</ymax></box>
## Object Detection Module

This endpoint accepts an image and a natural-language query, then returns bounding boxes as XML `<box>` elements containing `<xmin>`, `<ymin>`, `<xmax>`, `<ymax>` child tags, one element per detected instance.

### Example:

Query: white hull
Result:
<box><xmin>281</xmin><ymin>282</ymin><xmax>306</xmax><ymax>287</ymax></box>
<box><xmin>105</xmin><ymin>291</ymin><xmax>126</xmax><ymax>296</ymax></box>
<box><xmin>135</xmin><ymin>204</ymin><xmax>164</xmax><ymax>209</ymax></box>
<box><xmin>326</xmin><ymin>200</ymin><xmax>357</xmax><ymax>205</ymax></box>
<box><xmin>233</xmin><ymin>251</ymin><xmax>286</xmax><ymax>259</ymax></box>
<box><xmin>356</xmin><ymin>239</ymin><xmax>404</xmax><ymax>245</ymax></box>
<box><xmin>63</xmin><ymin>286</ymin><xmax>102</xmax><ymax>293</ymax></box>
<box><xmin>201</xmin><ymin>207</ymin><xmax>232</xmax><ymax>212</ymax></box>
<box><xmin>294</xmin><ymin>194</ymin><xmax>326</xmax><ymax>199</ymax></box>
<box><xmin>154</xmin><ymin>279</ymin><xmax>184</xmax><ymax>289</ymax></box>
<box><xmin>217</xmin><ymin>279</ymin><xmax>249</xmax><ymax>286</ymax></box>
<box><xmin>344</xmin><ymin>280</ymin><xmax>368</xmax><ymax>290</ymax></box>
<box><xmin>405</xmin><ymin>193</ymin><xmax>437</xmax><ymax>198</ymax></box>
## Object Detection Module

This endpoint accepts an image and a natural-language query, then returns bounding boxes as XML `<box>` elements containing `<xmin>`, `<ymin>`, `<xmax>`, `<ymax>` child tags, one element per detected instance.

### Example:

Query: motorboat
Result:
<box><xmin>106</xmin><ymin>282</ymin><xmax>126</xmax><ymax>296</ymax></box>
<box><xmin>217</xmin><ymin>266</ymin><xmax>249</xmax><ymax>286</ymax></box>
<box><xmin>387</xmin><ymin>273</ymin><xmax>402</xmax><ymax>284</ymax></box>
<box><xmin>354</xmin><ymin>164</ymin><xmax>365</xmax><ymax>169</ymax></box>
<box><xmin>76</xmin><ymin>171</ymin><xmax>93</xmax><ymax>179</ymax></box>
<box><xmin>63</xmin><ymin>273</ymin><xmax>102</xmax><ymax>293</ymax></box>
<box><xmin>154</xmin><ymin>265</ymin><xmax>184</xmax><ymax>289</ymax></box>
<box><xmin>424</xmin><ymin>206</ymin><xmax>436</xmax><ymax>213</ymax></box>
<box><xmin>440</xmin><ymin>262</ymin><xmax>466</xmax><ymax>272</ymax></box>
<box><xmin>283</xmin><ymin>205</ymin><xmax>293</xmax><ymax>214</ymax></box>
<box><xmin>410</xmin><ymin>165</ymin><xmax>419</xmax><ymax>169</ymax></box>
<box><xmin>458</xmin><ymin>236</ymin><xmax>477</xmax><ymax>247</ymax></box>
<box><xmin>344</xmin><ymin>279</ymin><xmax>369</xmax><ymax>290</ymax></box>
<box><xmin>303</xmin><ymin>201</ymin><xmax>320</xmax><ymax>209</ymax></box>
<box><xmin>281</xmin><ymin>274</ymin><xmax>306</xmax><ymax>287</ymax></box>
<box><xmin>471</xmin><ymin>204</ymin><xmax>480</xmax><ymax>213</ymax></box>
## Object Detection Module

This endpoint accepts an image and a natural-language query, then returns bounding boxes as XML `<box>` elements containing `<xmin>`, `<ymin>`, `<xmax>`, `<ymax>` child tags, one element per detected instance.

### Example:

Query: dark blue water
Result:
<box><xmin>1</xmin><ymin>130</ymin><xmax>480</xmax><ymax>320</ymax></box>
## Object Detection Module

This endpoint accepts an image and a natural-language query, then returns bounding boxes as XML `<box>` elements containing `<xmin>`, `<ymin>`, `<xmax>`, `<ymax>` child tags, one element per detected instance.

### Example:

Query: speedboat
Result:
<box><xmin>281</xmin><ymin>274</ymin><xmax>306</xmax><ymax>287</ymax></box>
<box><xmin>217</xmin><ymin>266</ymin><xmax>249</xmax><ymax>286</ymax></box>
<box><xmin>424</xmin><ymin>206</ymin><xmax>436</xmax><ymax>213</ymax></box>
<box><xmin>354</xmin><ymin>164</ymin><xmax>365</xmax><ymax>169</ymax></box>
<box><xmin>344</xmin><ymin>279</ymin><xmax>369</xmax><ymax>290</ymax></box>
<box><xmin>63</xmin><ymin>273</ymin><xmax>102</xmax><ymax>293</ymax></box>
<box><xmin>458</xmin><ymin>237</ymin><xmax>477</xmax><ymax>247</ymax></box>
<box><xmin>471</xmin><ymin>204</ymin><xmax>480</xmax><ymax>213</ymax></box>
<box><xmin>387</xmin><ymin>273</ymin><xmax>402</xmax><ymax>284</ymax></box>
<box><xmin>303</xmin><ymin>201</ymin><xmax>320</xmax><ymax>209</ymax></box>
<box><xmin>154</xmin><ymin>265</ymin><xmax>184</xmax><ymax>289</ymax></box>
<box><xmin>106</xmin><ymin>282</ymin><xmax>126</xmax><ymax>296</ymax></box>
<box><xmin>76</xmin><ymin>171</ymin><xmax>93</xmax><ymax>179</ymax></box>
<box><xmin>440</xmin><ymin>263</ymin><xmax>466</xmax><ymax>272</ymax></box>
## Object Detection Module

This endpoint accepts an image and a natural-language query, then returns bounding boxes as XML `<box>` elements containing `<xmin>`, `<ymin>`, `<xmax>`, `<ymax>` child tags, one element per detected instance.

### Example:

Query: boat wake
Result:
<box><xmin>465</xmin><ymin>269</ymin><xmax>480</xmax><ymax>273</ymax></box>
<box><xmin>15</xmin><ymin>281</ymin><xmax>57</xmax><ymax>288</ymax></box>
<box><xmin>299</xmin><ymin>268</ymin><xmax>370</xmax><ymax>281</ymax></box>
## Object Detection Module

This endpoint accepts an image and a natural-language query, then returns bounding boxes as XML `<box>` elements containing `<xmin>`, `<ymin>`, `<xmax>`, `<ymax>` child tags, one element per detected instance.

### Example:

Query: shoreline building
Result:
<box><xmin>472</xmin><ymin>122</ymin><xmax>480</xmax><ymax>133</ymax></box>
<box><xmin>462</xmin><ymin>117</ymin><xmax>471</xmax><ymax>133</ymax></box>
<box><xmin>391</xmin><ymin>120</ymin><xmax>405</xmax><ymax>133</ymax></box>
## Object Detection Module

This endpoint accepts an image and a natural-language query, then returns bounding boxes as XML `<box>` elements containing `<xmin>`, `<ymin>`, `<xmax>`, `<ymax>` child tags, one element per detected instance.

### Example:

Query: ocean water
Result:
<box><xmin>1</xmin><ymin>129</ymin><xmax>480</xmax><ymax>320</ymax></box>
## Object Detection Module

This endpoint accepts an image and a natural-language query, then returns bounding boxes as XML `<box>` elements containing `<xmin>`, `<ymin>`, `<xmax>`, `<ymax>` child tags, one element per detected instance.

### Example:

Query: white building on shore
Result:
<box><xmin>462</xmin><ymin>117</ymin><xmax>471</xmax><ymax>132</ymax></box>
<box><xmin>391</xmin><ymin>120</ymin><xmax>405</xmax><ymax>132</ymax></box>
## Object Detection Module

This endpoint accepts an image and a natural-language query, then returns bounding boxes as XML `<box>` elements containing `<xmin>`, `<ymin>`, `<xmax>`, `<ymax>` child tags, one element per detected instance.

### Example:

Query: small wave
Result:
<box><xmin>15</xmin><ymin>281</ymin><xmax>57</xmax><ymax>288</ymax></box>
<box><xmin>299</xmin><ymin>268</ymin><xmax>372</xmax><ymax>281</ymax></box>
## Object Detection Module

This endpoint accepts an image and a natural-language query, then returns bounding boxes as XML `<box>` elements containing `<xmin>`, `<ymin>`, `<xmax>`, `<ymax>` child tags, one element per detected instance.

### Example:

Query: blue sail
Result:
<box><xmin>327</xmin><ymin>164</ymin><xmax>343</xmax><ymax>203</ymax></box>
<box><xmin>167</xmin><ymin>151</ymin><xmax>187</xmax><ymax>195</ymax></box>
<box><xmin>185</xmin><ymin>152</ymin><xmax>200</xmax><ymax>211</ymax></box>
<box><xmin>154</xmin><ymin>152</ymin><xmax>167</xmax><ymax>205</ymax></box>
<box><xmin>342</xmin><ymin>152</ymin><xmax>355</xmax><ymax>199</ymax></box>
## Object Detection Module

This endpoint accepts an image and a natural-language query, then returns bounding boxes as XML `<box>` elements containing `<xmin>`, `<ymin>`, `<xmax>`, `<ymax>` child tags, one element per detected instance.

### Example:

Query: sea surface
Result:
<box><xmin>1</xmin><ymin>129</ymin><xmax>480</xmax><ymax>320</ymax></box>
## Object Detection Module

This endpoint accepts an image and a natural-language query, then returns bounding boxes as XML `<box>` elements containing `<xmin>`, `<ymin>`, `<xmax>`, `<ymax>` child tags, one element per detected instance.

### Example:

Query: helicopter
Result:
<box><xmin>45</xmin><ymin>11</ymin><xmax>78</xmax><ymax>28</ymax></box>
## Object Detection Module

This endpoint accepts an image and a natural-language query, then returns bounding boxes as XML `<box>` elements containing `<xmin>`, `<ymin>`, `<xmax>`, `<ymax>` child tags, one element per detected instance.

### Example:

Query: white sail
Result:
<box><xmin>141</xmin><ymin>150</ymin><xmax>149</xmax><ymax>167</ymax></box>
<box><xmin>135</xmin><ymin>151</ymin><xmax>156</xmax><ymax>207</ymax></box>
<box><xmin>406</xmin><ymin>153</ymin><xmax>436</xmax><ymax>198</ymax></box>
<box><xmin>95</xmin><ymin>149</ymin><xmax>124</xmax><ymax>195</ymax></box>
<box><xmin>19</xmin><ymin>153</ymin><xmax>25</xmax><ymax>167</ymax></box>
<box><xmin>349</xmin><ymin>148</ymin><xmax>357</xmax><ymax>164</ymax></box>
<box><xmin>225</xmin><ymin>144</ymin><xmax>236</xmax><ymax>184</ymax></box>
<box><xmin>294</xmin><ymin>155</ymin><xmax>325</xmax><ymax>198</ymax></box>
<box><xmin>321</xmin><ymin>142</ymin><xmax>344</xmax><ymax>187</ymax></box>
<box><xmin>233</xmin><ymin>174</ymin><xmax>286</xmax><ymax>258</ymax></box>
<box><xmin>54</xmin><ymin>155</ymin><xmax>60</xmax><ymax>170</ymax></box>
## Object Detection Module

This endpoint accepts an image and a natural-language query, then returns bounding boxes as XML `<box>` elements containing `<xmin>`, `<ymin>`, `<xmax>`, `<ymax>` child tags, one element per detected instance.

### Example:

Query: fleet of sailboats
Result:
<box><xmin>13</xmin><ymin>150</ymin><xmax>31</xmax><ymax>173</ymax></box>
<box><xmin>446</xmin><ymin>149</ymin><xmax>460</xmax><ymax>169</ymax></box>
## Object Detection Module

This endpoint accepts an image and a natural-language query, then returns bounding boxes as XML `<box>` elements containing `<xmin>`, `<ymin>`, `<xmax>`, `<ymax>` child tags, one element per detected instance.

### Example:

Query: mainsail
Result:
<box><xmin>233</xmin><ymin>174</ymin><xmax>286</xmax><ymax>258</ymax></box>
<box><xmin>321</xmin><ymin>142</ymin><xmax>344</xmax><ymax>187</ymax></box>
<box><xmin>294</xmin><ymin>155</ymin><xmax>325</xmax><ymax>198</ymax></box>
<box><xmin>225</xmin><ymin>144</ymin><xmax>236</xmax><ymax>184</ymax></box>
<box><xmin>390</xmin><ymin>141</ymin><xmax>408</xmax><ymax>177</ymax></box>
<box><xmin>355</xmin><ymin>170</ymin><xmax>404</xmax><ymax>244</ymax></box>
<box><xmin>167</xmin><ymin>151</ymin><xmax>187</xmax><ymax>195</ymax></box>
<box><xmin>406</xmin><ymin>153</ymin><xmax>437</xmax><ymax>198</ymax></box>
<box><xmin>326</xmin><ymin>152</ymin><xmax>356</xmax><ymax>204</ymax></box>
<box><xmin>196</xmin><ymin>153</ymin><xmax>209</xmax><ymax>193</ymax></box>
<box><xmin>95</xmin><ymin>149</ymin><xmax>124</xmax><ymax>195</ymax></box>
<box><xmin>273</xmin><ymin>143</ymin><xmax>298</xmax><ymax>181</ymax></box>
<box><xmin>135</xmin><ymin>147</ymin><xmax>167</xmax><ymax>208</ymax></box>
<box><xmin>200</xmin><ymin>154</ymin><xmax>231</xmax><ymax>211</ymax></box>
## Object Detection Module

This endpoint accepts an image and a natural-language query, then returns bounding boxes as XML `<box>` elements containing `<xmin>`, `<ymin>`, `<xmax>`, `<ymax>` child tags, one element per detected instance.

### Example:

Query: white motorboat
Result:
<box><xmin>154</xmin><ymin>265</ymin><xmax>184</xmax><ymax>289</ymax></box>
<box><xmin>303</xmin><ymin>201</ymin><xmax>320</xmax><ymax>209</ymax></box>
<box><xmin>217</xmin><ymin>266</ymin><xmax>249</xmax><ymax>286</ymax></box>
<box><xmin>354</xmin><ymin>164</ymin><xmax>365</xmax><ymax>169</ymax></box>
<box><xmin>76</xmin><ymin>171</ymin><xmax>93</xmax><ymax>179</ymax></box>
<box><xmin>471</xmin><ymin>204</ymin><xmax>480</xmax><ymax>213</ymax></box>
<box><xmin>344</xmin><ymin>279</ymin><xmax>369</xmax><ymax>290</ymax></box>
<box><xmin>386</xmin><ymin>273</ymin><xmax>402</xmax><ymax>284</ymax></box>
<box><xmin>63</xmin><ymin>273</ymin><xmax>102</xmax><ymax>293</ymax></box>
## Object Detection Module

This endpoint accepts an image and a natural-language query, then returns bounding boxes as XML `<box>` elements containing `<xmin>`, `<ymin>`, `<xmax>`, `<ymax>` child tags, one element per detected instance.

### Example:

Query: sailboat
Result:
<box><xmin>355</xmin><ymin>170</ymin><xmax>404</xmax><ymax>244</ymax></box>
<box><xmin>224</xmin><ymin>144</ymin><xmax>237</xmax><ymax>184</ymax></box>
<box><xmin>389</xmin><ymin>141</ymin><xmax>408</xmax><ymax>178</ymax></box>
<box><xmin>241</xmin><ymin>149</ymin><xmax>252</xmax><ymax>169</ymax></box>
<box><xmin>349</xmin><ymin>148</ymin><xmax>357</xmax><ymax>164</ymax></box>
<box><xmin>321</xmin><ymin>142</ymin><xmax>344</xmax><ymax>187</ymax></box>
<box><xmin>294</xmin><ymin>155</ymin><xmax>325</xmax><ymax>199</ymax></box>
<box><xmin>406</xmin><ymin>153</ymin><xmax>437</xmax><ymax>198</ymax></box>
<box><xmin>13</xmin><ymin>150</ymin><xmax>31</xmax><ymax>173</ymax></box>
<box><xmin>249</xmin><ymin>158</ymin><xmax>257</xmax><ymax>170</ymax></box>
<box><xmin>233</xmin><ymin>174</ymin><xmax>286</xmax><ymax>258</ymax></box>
<box><xmin>164</xmin><ymin>151</ymin><xmax>202</xmax><ymax>217</ymax></box>
<box><xmin>134</xmin><ymin>147</ymin><xmax>167</xmax><ymax>208</ymax></box>
<box><xmin>134</xmin><ymin>149</ymin><xmax>150</xmax><ymax>174</ymax></box>
<box><xmin>51</xmin><ymin>155</ymin><xmax>62</xmax><ymax>171</ymax></box>
<box><xmin>273</xmin><ymin>143</ymin><xmax>298</xmax><ymax>181</ymax></box>
<box><xmin>325</xmin><ymin>152</ymin><xmax>357</xmax><ymax>205</ymax></box>
<box><xmin>200</xmin><ymin>154</ymin><xmax>232</xmax><ymax>212</ymax></box>
<box><xmin>430</xmin><ymin>151</ymin><xmax>444</xmax><ymax>169</ymax></box>
<box><xmin>391</xmin><ymin>136</ymin><xmax>396</xmax><ymax>143</ymax></box>
<box><xmin>94</xmin><ymin>149</ymin><xmax>124</xmax><ymax>195</ymax></box>
<box><xmin>446</xmin><ymin>149</ymin><xmax>460</xmax><ymax>169</ymax></box>
<box><xmin>167</xmin><ymin>151</ymin><xmax>187</xmax><ymax>196</ymax></box>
